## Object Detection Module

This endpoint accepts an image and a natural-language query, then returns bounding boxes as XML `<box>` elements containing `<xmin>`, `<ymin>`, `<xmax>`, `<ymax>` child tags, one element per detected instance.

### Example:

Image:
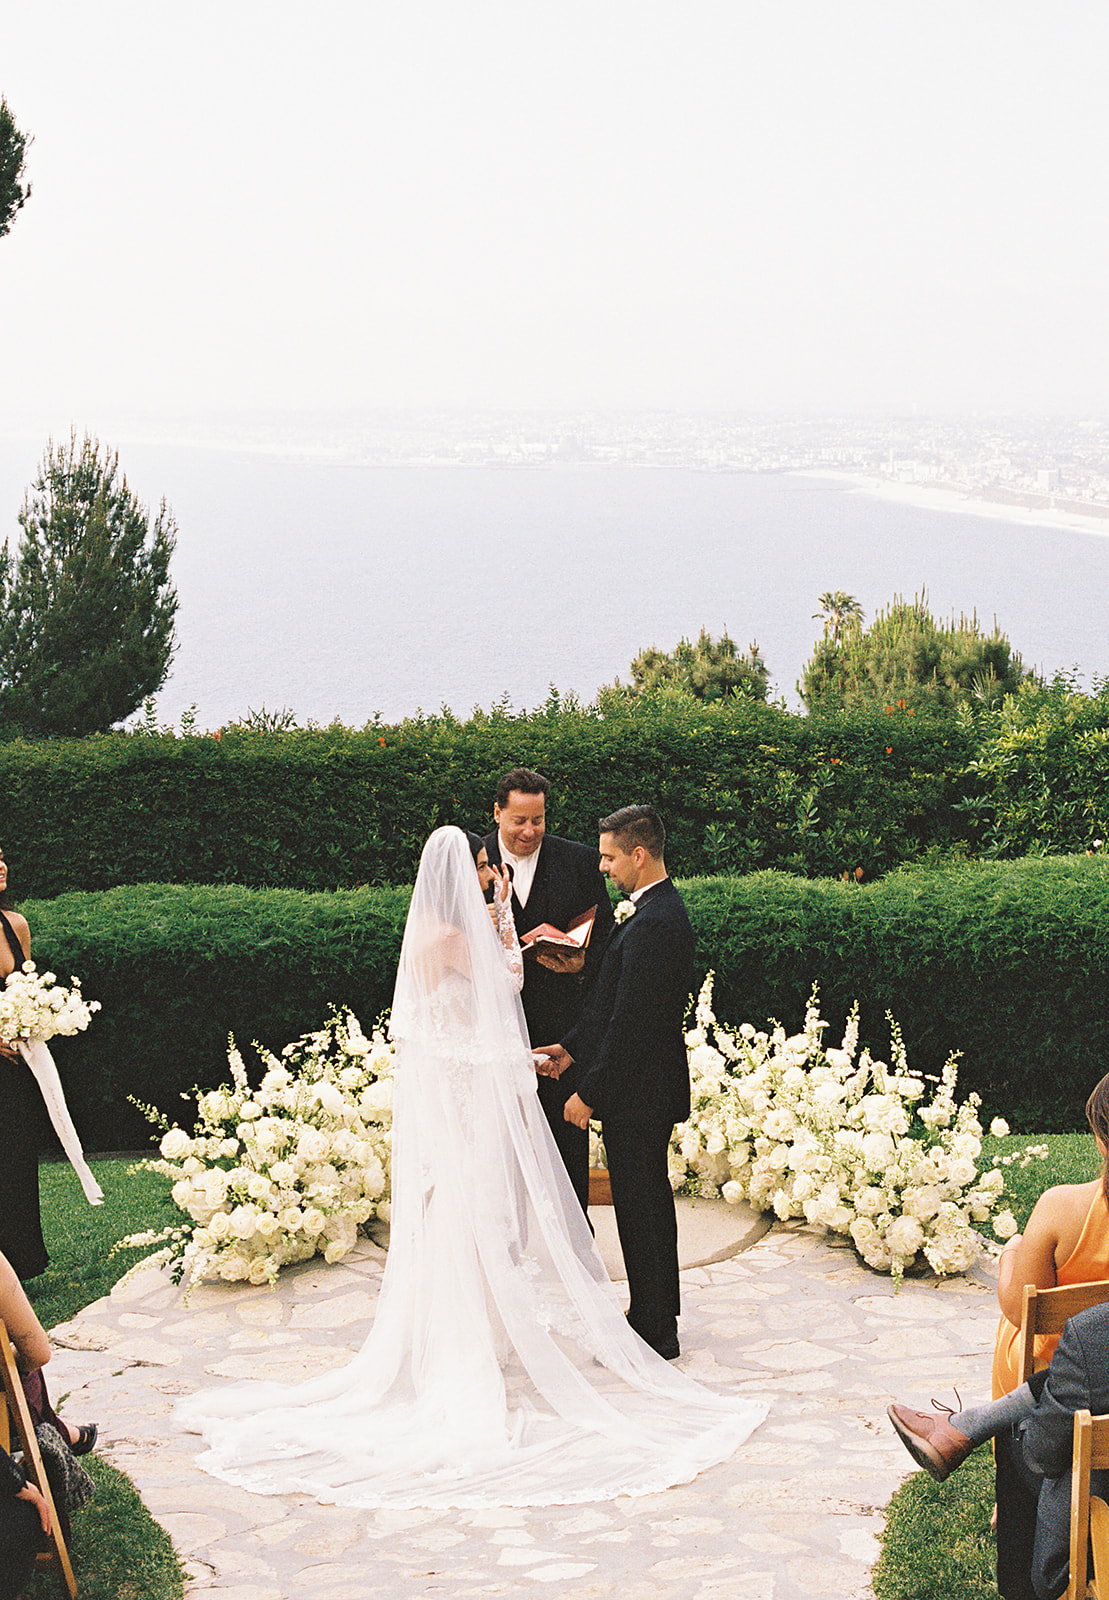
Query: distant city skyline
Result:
<box><xmin>2</xmin><ymin>1</ymin><xmax>1109</xmax><ymax>442</ymax></box>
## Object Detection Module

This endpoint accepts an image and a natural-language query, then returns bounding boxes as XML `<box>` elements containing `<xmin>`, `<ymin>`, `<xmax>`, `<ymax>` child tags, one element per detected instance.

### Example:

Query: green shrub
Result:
<box><xmin>20</xmin><ymin>853</ymin><xmax>1109</xmax><ymax>1150</ymax></box>
<box><xmin>0</xmin><ymin>697</ymin><xmax>979</xmax><ymax>896</ymax></box>
<box><xmin>962</xmin><ymin>674</ymin><xmax>1109</xmax><ymax>857</ymax></box>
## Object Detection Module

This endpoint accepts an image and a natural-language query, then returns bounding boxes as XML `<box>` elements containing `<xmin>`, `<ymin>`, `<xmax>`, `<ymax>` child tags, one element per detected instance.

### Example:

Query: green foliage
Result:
<box><xmin>961</xmin><ymin>672</ymin><xmax>1109</xmax><ymax>857</ymax></box>
<box><xmin>601</xmin><ymin>626</ymin><xmax>770</xmax><ymax>704</ymax></box>
<box><xmin>800</xmin><ymin>592</ymin><xmax>1030</xmax><ymax>714</ymax></box>
<box><xmin>0</xmin><ymin>96</ymin><xmax>31</xmax><ymax>238</ymax></box>
<box><xmin>0</xmin><ymin>434</ymin><xmax>178</xmax><ymax>736</ymax></box>
<box><xmin>0</xmin><ymin>697</ymin><xmax>980</xmax><ymax>896</ymax></box>
<box><xmin>16</xmin><ymin>854</ymin><xmax>1109</xmax><ymax>1150</ymax></box>
<box><xmin>873</xmin><ymin>1446</ymin><xmax>996</xmax><ymax>1600</ymax></box>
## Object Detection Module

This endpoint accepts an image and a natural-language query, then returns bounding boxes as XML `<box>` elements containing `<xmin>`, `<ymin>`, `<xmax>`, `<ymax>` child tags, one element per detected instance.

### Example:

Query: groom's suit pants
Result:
<box><xmin>602</xmin><ymin>1106</ymin><xmax>679</xmax><ymax>1349</ymax></box>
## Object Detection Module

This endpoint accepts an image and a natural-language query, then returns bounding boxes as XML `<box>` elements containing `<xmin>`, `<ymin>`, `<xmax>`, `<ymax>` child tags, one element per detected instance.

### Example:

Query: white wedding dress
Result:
<box><xmin>175</xmin><ymin>827</ymin><xmax>766</xmax><ymax>1508</ymax></box>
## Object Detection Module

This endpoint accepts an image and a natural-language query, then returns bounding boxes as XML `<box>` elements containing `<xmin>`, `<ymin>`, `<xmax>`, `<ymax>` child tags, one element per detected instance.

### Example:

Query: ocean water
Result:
<box><xmin>0</xmin><ymin>438</ymin><xmax>1106</xmax><ymax>728</ymax></box>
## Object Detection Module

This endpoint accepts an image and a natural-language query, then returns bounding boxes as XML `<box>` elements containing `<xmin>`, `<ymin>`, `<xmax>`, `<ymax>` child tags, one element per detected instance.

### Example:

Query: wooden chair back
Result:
<box><xmin>1019</xmin><ymin>1282</ymin><xmax>1109</xmax><ymax>1384</ymax></box>
<box><xmin>0</xmin><ymin>1320</ymin><xmax>78</xmax><ymax>1598</ymax></box>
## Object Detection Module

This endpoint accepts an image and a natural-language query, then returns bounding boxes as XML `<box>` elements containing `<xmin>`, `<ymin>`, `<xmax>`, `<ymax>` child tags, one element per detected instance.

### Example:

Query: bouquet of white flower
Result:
<box><xmin>670</xmin><ymin>974</ymin><xmax>1043</xmax><ymax>1280</ymax></box>
<box><xmin>0</xmin><ymin>961</ymin><xmax>100</xmax><ymax>1045</ymax></box>
<box><xmin>122</xmin><ymin>1008</ymin><xmax>395</xmax><ymax>1289</ymax></box>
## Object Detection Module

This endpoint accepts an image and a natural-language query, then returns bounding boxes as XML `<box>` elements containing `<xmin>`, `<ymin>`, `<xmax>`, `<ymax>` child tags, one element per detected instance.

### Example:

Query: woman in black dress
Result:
<box><xmin>0</xmin><ymin>847</ymin><xmax>48</xmax><ymax>1281</ymax></box>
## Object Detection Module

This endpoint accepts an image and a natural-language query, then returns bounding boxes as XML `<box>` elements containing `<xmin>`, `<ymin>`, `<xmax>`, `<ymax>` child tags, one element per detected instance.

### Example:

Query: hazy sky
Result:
<box><xmin>2</xmin><ymin>2</ymin><xmax>1108</xmax><ymax>430</ymax></box>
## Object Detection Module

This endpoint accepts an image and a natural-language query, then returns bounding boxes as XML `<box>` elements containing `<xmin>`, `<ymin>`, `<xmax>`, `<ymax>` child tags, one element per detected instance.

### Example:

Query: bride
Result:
<box><xmin>176</xmin><ymin>826</ymin><xmax>766</xmax><ymax>1508</ymax></box>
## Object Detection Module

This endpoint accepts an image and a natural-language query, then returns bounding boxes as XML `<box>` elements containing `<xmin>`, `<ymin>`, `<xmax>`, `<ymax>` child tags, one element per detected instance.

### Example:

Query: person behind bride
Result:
<box><xmin>176</xmin><ymin>826</ymin><xmax>766</xmax><ymax>1509</ymax></box>
<box><xmin>484</xmin><ymin>768</ymin><xmax>615</xmax><ymax>1212</ymax></box>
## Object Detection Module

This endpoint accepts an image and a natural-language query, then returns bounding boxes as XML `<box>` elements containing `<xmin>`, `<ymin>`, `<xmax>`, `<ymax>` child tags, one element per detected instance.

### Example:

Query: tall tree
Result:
<box><xmin>0</xmin><ymin>97</ymin><xmax>31</xmax><ymax>238</ymax></box>
<box><xmin>602</xmin><ymin>627</ymin><xmax>769</xmax><ymax>705</ymax></box>
<box><xmin>812</xmin><ymin>590</ymin><xmax>865</xmax><ymax>645</ymax></box>
<box><xmin>799</xmin><ymin>592</ymin><xmax>1029</xmax><ymax>714</ymax></box>
<box><xmin>0</xmin><ymin>435</ymin><xmax>178</xmax><ymax>736</ymax></box>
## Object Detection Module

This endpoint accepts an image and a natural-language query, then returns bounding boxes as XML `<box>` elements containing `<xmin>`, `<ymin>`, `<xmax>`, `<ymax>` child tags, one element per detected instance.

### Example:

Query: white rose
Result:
<box><xmin>247</xmin><ymin>1256</ymin><xmax>271</xmax><ymax>1285</ymax></box>
<box><xmin>948</xmin><ymin>1157</ymin><xmax>977</xmax><ymax>1187</ymax></box>
<box><xmin>228</xmin><ymin>1204</ymin><xmax>259</xmax><ymax>1239</ymax></box>
<box><xmin>903</xmin><ymin>1185</ymin><xmax>943</xmax><ymax>1221</ymax></box>
<box><xmin>993</xmin><ymin>1209</ymin><xmax>1019</xmax><ymax>1240</ymax></box>
<box><xmin>990</xmin><ymin>1118</ymin><xmax>1011</xmax><ymax>1138</ymax></box>
<box><xmin>853</xmin><ymin>1186</ymin><xmax>886</xmax><ymax>1216</ymax></box>
<box><xmin>159</xmin><ymin>1129</ymin><xmax>191</xmax><ymax>1160</ymax></box>
<box><xmin>300</xmin><ymin>1207</ymin><xmax>325</xmax><ymax>1236</ymax></box>
<box><xmin>721</xmin><ymin>1180</ymin><xmax>745</xmax><ymax>1205</ymax></box>
<box><xmin>297</xmin><ymin>1129</ymin><xmax>331</xmax><ymax>1164</ymax></box>
<box><xmin>217</xmin><ymin>1254</ymin><xmax>249</xmax><ymax>1282</ymax></box>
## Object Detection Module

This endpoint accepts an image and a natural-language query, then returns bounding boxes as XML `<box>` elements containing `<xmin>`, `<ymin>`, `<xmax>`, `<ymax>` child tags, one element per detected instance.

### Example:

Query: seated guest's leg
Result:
<box><xmin>995</xmin><ymin>1422</ymin><xmax>1042</xmax><ymax>1600</ymax></box>
<box><xmin>0</xmin><ymin>1493</ymin><xmax>46</xmax><ymax>1600</ymax></box>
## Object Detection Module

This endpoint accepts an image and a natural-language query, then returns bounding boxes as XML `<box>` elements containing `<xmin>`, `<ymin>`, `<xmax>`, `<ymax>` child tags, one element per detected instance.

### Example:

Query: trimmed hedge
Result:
<box><xmin>21</xmin><ymin>853</ymin><xmax>1109</xmax><ymax>1150</ymax></box>
<box><xmin>0</xmin><ymin>697</ymin><xmax>980</xmax><ymax>898</ymax></box>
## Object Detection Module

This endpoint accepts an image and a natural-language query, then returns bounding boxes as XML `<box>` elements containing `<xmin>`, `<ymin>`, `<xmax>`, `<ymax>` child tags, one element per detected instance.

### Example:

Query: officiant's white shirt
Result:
<box><xmin>498</xmin><ymin>834</ymin><xmax>540</xmax><ymax>907</ymax></box>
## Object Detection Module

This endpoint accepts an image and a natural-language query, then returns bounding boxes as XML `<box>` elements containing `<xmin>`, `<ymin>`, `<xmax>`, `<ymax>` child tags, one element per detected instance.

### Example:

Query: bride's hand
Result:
<box><xmin>489</xmin><ymin>863</ymin><xmax>511</xmax><ymax>905</ymax></box>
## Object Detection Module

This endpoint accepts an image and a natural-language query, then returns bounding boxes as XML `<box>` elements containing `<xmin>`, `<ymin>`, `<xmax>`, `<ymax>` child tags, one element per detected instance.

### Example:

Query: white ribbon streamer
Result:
<box><xmin>17</xmin><ymin>1038</ymin><xmax>103</xmax><ymax>1206</ymax></box>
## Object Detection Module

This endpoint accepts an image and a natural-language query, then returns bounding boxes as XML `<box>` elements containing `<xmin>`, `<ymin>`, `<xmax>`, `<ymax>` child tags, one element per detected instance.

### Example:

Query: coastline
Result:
<box><xmin>802</xmin><ymin>468</ymin><xmax>1109</xmax><ymax>538</ymax></box>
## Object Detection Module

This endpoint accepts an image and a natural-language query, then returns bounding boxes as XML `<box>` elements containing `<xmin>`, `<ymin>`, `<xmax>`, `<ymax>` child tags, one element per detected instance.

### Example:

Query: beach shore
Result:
<box><xmin>805</xmin><ymin>469</ymin><xmax>1109</xmax><ymax>539</ymax></box>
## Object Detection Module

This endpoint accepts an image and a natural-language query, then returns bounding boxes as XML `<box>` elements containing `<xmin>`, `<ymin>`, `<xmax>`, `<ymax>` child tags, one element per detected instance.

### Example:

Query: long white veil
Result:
<box><xmin>176</xmin><ymin>826</ymin><xmax>766</xmax><ymax>1508</ymax></box>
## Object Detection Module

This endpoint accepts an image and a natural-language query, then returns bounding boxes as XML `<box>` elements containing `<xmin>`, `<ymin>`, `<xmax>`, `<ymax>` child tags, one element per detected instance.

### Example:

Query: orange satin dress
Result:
<box><xmin>991</xmin><ymin>1185</ymin><xmax>1109</xmax><ymax>1398</ymax></box>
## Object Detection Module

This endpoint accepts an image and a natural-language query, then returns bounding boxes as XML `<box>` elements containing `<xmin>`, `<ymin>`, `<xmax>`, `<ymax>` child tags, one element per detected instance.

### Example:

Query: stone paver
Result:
<box><xmin>44</xmin><ymin>1206</ymin><xmax>1000</xmax><ymax>1599</ymax></box>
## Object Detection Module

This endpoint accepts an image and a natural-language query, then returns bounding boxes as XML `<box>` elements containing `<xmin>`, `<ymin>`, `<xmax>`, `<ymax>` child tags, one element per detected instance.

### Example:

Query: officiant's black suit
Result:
<box><xmin>562</xmin><ymin>878</ymin><xmax>694</xmax><ymax>1356</ymax></box>
<box><xmin>484</xmin><ymin>830</ymin><xmax>614</xmax><ymax>1210</ymax></box>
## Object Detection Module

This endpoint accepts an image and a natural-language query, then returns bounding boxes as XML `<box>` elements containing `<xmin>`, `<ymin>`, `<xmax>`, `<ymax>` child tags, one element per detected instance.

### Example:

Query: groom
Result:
<box><xmin>535</xmin><ymin>804</ymin><xmax>694</xmax><ymax>1360</ymax></box>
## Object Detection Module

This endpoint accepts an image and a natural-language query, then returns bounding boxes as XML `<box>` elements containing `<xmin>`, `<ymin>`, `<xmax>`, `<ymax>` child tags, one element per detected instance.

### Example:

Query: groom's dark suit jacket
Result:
<box><xmin>563</xmin><ymin>877</ymin><xmax>694</xmax><ymax>1125</ymax></box>
<box><xmin>998</xmin><ymin>1302</ymin><xmax>1109</xmax><ymax>1600</ymax></box>
<box><xmin>560</xmin><ymin>875</ymin><xmax>694</xmax><ymax>1347</ymax></box>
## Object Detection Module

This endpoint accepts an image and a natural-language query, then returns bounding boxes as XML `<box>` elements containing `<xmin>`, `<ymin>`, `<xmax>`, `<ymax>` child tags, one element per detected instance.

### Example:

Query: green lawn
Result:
<box><xmin>22</xmin><ymin>1157</ymin><xmax>186</xmax><ymax>1600</ymax></box>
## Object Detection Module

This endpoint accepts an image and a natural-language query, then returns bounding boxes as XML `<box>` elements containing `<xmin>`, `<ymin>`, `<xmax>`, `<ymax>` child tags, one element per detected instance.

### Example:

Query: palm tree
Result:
<box><xmin>813</xmin><ymin>591</ymin><xmax>865</xmax><ymax>646</ymax></box>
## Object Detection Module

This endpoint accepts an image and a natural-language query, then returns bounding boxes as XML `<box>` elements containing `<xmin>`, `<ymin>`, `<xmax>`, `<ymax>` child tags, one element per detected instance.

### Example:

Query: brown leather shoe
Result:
<box><xmin>887</xmin><ymin>1402</ymin><xmax>974</xmax><ymax>1482</ymax></box>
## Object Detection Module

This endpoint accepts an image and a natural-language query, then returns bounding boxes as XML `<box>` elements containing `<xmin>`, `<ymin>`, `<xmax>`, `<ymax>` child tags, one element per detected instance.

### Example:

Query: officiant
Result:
<box><xmin>484</xmin><ymin>768</ymin><xmax>614</xmax><ymax>1210</ymax></box>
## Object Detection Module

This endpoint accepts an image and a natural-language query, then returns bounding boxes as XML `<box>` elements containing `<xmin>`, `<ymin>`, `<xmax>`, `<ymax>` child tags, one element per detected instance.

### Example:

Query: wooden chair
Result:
<box><xmin>1069</xmin><ymin>1410</ymin><xmax>1109</xmax><ymax>1598</ymax></box>
<box><xmin>0</xmin><ymin>1320</ymin><xmax>77</xmax><ymax>1598</ymax></box>
<box><xmin>1019</xmin><ymin>1282</ymin><xmax>1109</xmax><ymax>1384</ymax></box>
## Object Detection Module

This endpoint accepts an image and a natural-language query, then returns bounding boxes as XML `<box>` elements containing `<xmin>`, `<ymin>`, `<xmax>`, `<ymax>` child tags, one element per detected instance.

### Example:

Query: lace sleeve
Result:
<box><xmin>494</xmin><ymin>895</ymin><xmax>524</xmax><ymax>992</ymax></box>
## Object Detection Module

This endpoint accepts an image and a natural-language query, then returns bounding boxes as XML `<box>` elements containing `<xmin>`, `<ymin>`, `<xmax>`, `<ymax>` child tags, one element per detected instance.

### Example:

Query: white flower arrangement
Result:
<box><xmin>0</xmin><ymin>960</ymin><xmax>100</xmax><ymax>1045</ymax></box>
<box><xmin>122</xmin><ymin>1009</ymin><xmax>394</xmax><ymax>1289</ymax></box>
<box><xmin>613</xmin><ymin>900</ymin><xmax>636</xmax><ymax>925</ymax></box>
<box><xmin>669</xmin><ymin>973</ymin><xmax>1043</xmax><ymax>1280</ymax></box>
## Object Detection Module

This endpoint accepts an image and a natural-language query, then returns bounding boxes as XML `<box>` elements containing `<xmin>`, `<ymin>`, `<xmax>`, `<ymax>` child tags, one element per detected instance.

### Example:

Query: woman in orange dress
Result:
<box><xmin>991</xmin><ymin>1073</ymin><xmax>1109</xmax><ymax>1398</ymax></box>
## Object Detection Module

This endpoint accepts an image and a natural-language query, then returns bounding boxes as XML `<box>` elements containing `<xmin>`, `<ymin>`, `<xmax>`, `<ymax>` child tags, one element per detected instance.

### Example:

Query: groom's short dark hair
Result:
<box><xmin>496</xmin><ymin>767</ymin><xmax>550</xmax><ymax>806</ymax></box>
<box><xmin>599</xmin><ymin>804</ymin><xmax>665</xmax><ymax>859</ymax></box>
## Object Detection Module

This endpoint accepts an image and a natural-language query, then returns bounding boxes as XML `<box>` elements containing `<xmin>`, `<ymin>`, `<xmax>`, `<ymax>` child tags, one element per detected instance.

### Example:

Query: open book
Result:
<box><xmin>521</xmin><ymin>905</ymin><xmax>597</xmax><ymax>955</ymax></box>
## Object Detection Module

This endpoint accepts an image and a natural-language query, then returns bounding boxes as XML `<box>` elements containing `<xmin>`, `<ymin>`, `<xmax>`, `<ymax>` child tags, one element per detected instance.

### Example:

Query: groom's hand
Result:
<box><xmin>533</xmin><ymin>1043</ymin><xmax>573</xmax><ymax>1078</ymax></box>
<box><xmin>563</xmin><ymin>1093</ymin><xmax>592</xmax><ymax>1129</ymax></box>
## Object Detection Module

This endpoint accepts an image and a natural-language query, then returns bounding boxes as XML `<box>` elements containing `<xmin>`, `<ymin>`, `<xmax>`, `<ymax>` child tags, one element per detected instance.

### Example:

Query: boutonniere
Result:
<box><xmin>614</xmin><ymin>899</ymin><xmax>636</xmax><ymax>925</ymax></box>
